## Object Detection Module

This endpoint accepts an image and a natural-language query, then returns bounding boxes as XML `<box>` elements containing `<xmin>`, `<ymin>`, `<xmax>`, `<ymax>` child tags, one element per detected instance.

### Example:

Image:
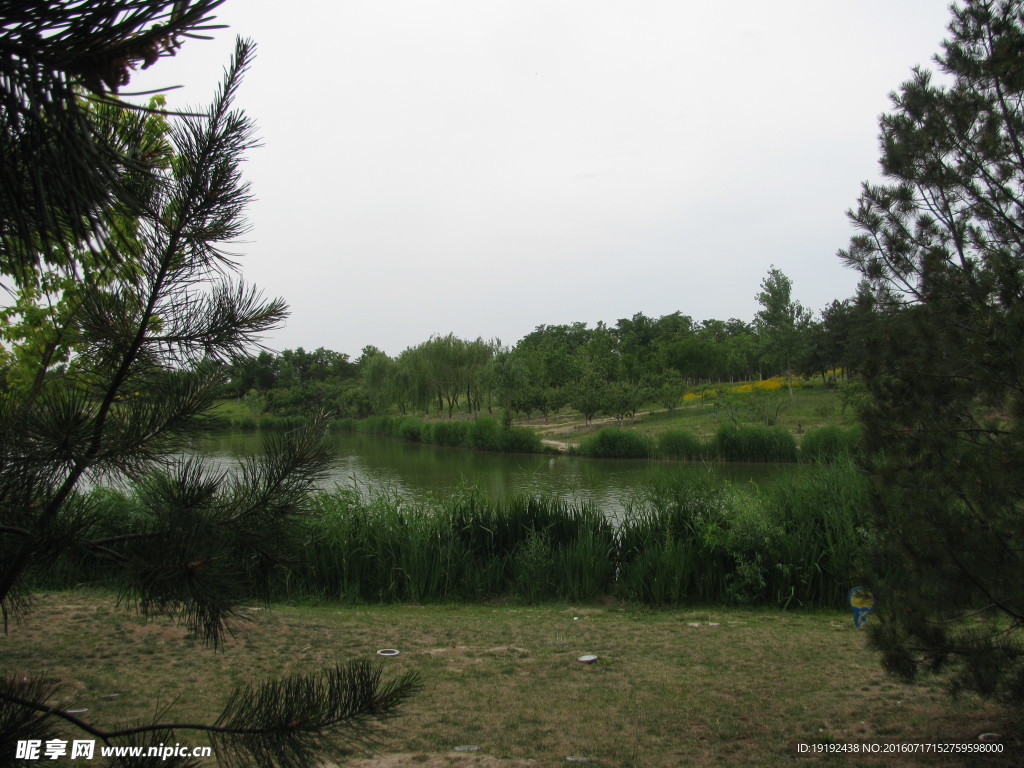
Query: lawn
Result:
<box><xmin>3</xmin><ymin>592</ymin><xmax>1018</xmax><ymax>767</ymax></box>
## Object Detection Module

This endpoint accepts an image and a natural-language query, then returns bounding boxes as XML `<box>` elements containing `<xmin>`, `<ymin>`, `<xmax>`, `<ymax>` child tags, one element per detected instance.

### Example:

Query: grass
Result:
<box><xmin>57</xmin><ymin>466</ymin><xmax>869</xmax><ymax>608</ymax></box>
<box><xmin>528</xmin><ymin>378</ymin><xmax>852</xmax><ymax>455</ymax></box>
<box><xmin>5</xmin><ymin>592</ymin><xmax>1018</xmax><ymax>768</ymax></box>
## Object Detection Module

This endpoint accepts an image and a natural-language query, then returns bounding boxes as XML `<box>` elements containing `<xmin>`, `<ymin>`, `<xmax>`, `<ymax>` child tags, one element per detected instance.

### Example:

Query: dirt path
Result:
<box><xmin>522</xmin><ymin>408</ymin><xmax>667</xmax><ymax>447</ymax></box>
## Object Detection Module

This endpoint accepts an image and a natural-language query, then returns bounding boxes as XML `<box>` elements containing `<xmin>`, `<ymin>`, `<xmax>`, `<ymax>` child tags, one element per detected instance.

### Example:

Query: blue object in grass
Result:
<box><xmin>848</xmin><ymin>586</ymin><xmax>874</xmax><ymax>628</ymax></box>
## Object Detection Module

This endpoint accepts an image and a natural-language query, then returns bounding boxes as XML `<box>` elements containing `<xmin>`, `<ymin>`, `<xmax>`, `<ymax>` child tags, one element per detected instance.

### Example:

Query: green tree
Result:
<box><xmin>0</xmin><ymin>15</ymin><xmax>418</xmax><ymax>764</ymax></box>
<box><xmin>1</xmin><ymin>3</ymin><xmax>184</xmax><ymax>265</ymax></box>
<box><xmin>753</xmin><ymin>267</ymin><xmax>811</xmax><ymax>387</ymax></box>
<box><xmin>568</xmin><ymin>371</ymin><xmax>607</xmax><ymax>426</ymax></box>
<box><xmin>840</xmin><ymin>0</ymin><xmax>1024</xmax><ymax>705</ymax></box>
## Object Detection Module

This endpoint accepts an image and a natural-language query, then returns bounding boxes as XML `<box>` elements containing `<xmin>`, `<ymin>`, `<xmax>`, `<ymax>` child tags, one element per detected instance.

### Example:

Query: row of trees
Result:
<box><xmin>224</xmin><ymin>268</ymin><xmax>875</xmax><ymax>422</ymax></box>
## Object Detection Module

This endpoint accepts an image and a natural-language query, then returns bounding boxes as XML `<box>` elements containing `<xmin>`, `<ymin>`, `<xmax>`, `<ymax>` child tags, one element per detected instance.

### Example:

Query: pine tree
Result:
<box><xmin>840</xmin><ymin>0</ymin><xmax>1024</xmax><ymax>704</ymax></box>
<box><xmin>1</xmin><ymin>6</ymin><xmax>419</xmax><ymax>765</ymax></box>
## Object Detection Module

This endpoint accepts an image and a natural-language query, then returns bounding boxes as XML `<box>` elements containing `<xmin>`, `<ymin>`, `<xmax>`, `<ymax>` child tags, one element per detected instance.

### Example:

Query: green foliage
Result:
<box><xmin>0</xmin><ymin>27</ymin><xmax>417</xmax><ymax>762</ymax></box>
<box><xmin>753</xmin><ymin>267</ymin><xmax>813</xmax><ymax>380</ymax></box>
<box><xmin>213</xmin><ymin>661</ymin><xmax>422</xmax><ymax>768</ymax></box>
<box><xmin>713</xmin><ymin>424</ymin><xmax>798</xmax><ymax>462</ymax></box>
<box><xmin>499</xmin><ymin>425</ymin><xmax>543</xmax><ymax>453</ymax></box>
<box><xmin>0</xmin><ymin>2</ymin><xmax>223</xmax><ymax>278</ymax></box>
<box><xmin>799</xmin><ymin>424</ymin><xmax>862</xmax><ymax>463</ymax></box>
<box><xmin>656</xmin><ymin>429</ymin><xmax>706</xmax><ymax>460</ymax></box>
<box><xmin>618</xmin><ymin>465</ymin><xmax>870</xmax><ymax>608</ymax></box>
<box><xmin>429</xmin><ymin>419</ymin><xmax>469</xmax><ymax>447</ymax></box>
<box><xmin>616</xmin><ymin>476</ymin><xmax>732</xmax><ymax>604</ymax></box>
<box><xmin>839</xmin><ymin>0</ymin><xmax>1024</xmax><ymax>705</ymax></box>
<box><xmin>577</xmin><ymin>427</ymin><xmax>655</xmax><ymax>459</ymax></box>
<box><xmin>52</xmin><ymin>465</ymin><xmax>868</xmax><ymax>609</ymax></box>
<box><xmin>347</xmin><ymin>415</ymin><xmax>542</xmax><ymax>454</ymax></box>
<box><xmin>467</xmin><ymin>416</ymin><xmax>500</xmax><ymax>450</ymax></box>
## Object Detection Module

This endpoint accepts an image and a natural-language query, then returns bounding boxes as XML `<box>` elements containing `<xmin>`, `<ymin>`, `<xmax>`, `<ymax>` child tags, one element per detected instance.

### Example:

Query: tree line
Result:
<box><xmin>222</xmin><ymin>266</ymin><xmax>876</xmax><ymax>422</ymax></box>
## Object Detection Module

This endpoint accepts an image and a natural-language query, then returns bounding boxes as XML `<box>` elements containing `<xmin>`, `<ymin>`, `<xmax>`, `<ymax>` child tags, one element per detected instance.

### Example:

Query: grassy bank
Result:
<box><xmin>572</xmin><ymin>422</ymin><xmax>862</xmax><ymax>462</ymax></box>
<box><xmin>212</xmin><ymin>378</ymin><xmax>859</xmax><ymax>464</ymax></box>
<box><xmin>6</xmin><ymin>592</ymin><xmax>1016</xmax><ymax>767</ymax></box>
<box><xmin>49</xmin><ymin>464</ymin><xmax>870</xmax><ymax>609</ymax></box>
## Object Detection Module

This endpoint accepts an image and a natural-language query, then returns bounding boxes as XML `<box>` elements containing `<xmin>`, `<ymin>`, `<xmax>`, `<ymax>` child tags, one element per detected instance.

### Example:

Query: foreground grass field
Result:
<box><xmin>4</xmin><ymin>593</ymin><xmax>1019</xmax><ymax>767</ymax></box>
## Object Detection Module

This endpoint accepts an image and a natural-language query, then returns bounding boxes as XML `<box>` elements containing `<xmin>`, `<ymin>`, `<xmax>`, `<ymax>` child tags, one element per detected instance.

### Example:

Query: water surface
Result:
<box><xmin>195</xmin><ymin>431</ymin><xmax>794</xmax><ymax>517</ymax></box>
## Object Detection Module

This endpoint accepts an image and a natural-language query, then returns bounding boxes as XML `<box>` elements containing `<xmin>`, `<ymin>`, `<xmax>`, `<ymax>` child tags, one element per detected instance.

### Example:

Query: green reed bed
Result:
<box><xmin>288</xmin><ymin>489</ymin><xmax>617</xmax><ymax>604</ymax></box>
<box><xmin>712</xmin><ymin>423</ymin><xmax>799</xmax><ymax>462</ymax></box>
<box><xmin>798</xmin><ymin>423</ymin><xmax>862</xmax><ymax>462</ymax></box>
<box><xmin>575</xmin><ymin>426</ymin><xmax>655</xmax><ymax>458</ymax></box>
<box><xmin>47</xmin><ymin>463</ymin><xmax>870</xmax><ymax>609</ymax></box>
<box><xmin>336</xmin><ymin>415</ymin><xmax>545</xmax><ymax>454</ymax></box>
<box><xmin>284</xmin><ymin>462</ymin><xmax>869</xmax><ymax>608</ymax></box>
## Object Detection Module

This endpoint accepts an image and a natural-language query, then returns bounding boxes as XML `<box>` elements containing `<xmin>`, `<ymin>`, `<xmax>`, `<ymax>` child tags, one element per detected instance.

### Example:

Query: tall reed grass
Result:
<box><xmin>46</xmin><ymin>463</ymin><xmax>869</xmax><ymax>609</ymax></box>
<box><xmin>713</xmin><ymin>423</ymin><xmax>798</xmax><ymax>462</ymax></box>
<box><xmin>339</xmin><ymin>415</ymin><xmax>544</xmax><ymax>455</ymax></box>
<box><xmin>576</xmin><ymin>424</ymin><xmax>807</xmax><ymax>463</ymax></box>
<box><xmin>798</xmin><ymin>425</ymin><xmax>862</xmax><ymax>463</ymax></box>
<box><xmin>576</xmin><ymin>427</ymin><xmax>654</xmax><ymax>458</ymax></box>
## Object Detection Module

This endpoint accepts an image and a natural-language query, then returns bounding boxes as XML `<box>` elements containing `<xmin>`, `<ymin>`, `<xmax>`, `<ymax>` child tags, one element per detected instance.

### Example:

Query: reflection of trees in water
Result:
<box><xmin>190</xmin><ymin>432</ymin><xmax>792</xmax><ymax>520</ymax></box>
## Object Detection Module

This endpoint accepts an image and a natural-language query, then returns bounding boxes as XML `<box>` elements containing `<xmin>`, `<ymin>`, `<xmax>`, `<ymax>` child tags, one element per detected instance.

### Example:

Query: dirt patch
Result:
<box><xmin>421</xmin><ymin>645</ymin><xmax>529</xmax><ymax>659</ymax></box>
<box><xmin>539</xmin><ymin>439</ymin><xmax>568</xmax><ymax>452</ymax></box>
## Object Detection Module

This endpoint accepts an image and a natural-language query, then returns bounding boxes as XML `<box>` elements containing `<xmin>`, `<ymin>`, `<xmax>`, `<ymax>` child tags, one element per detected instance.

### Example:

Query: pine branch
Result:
<box><xmin>0</xmin><ymin>663</ymin><xmax>422</xmax><ymax>768</ymax></box>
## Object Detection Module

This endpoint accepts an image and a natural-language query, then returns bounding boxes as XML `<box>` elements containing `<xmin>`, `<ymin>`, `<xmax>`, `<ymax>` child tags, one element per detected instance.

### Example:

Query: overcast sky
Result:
<box><xmin>130</xmin><ymin>1</ymin><xmax>955</xmax><ymax>358</ymax></box>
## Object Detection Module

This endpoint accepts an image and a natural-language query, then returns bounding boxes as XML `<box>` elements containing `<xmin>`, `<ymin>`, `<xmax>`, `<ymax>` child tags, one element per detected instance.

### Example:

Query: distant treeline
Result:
<box><xmin>216</xmin><ymin>268</ymin><xmax>875</xmax><ymax>422</ymax></box>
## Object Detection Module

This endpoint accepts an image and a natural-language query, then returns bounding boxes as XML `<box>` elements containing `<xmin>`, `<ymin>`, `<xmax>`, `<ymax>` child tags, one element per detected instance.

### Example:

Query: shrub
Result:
<box><xmin>430</xmin><ymin>420</ymin><xmax>469</xmax><ymax>447</ymax></box>
<box><xmin>799</xmin><ymin>424</ymin><xmax>861</xmax><ymax>463</ymax></box>
<box><xmin>468</xmin><ymin>417</ymin><xmax>502</xmax><ymax>451</ymax></box>
<box><xmin>713</xmin><ymin>423</ymin><xmax>797</xmax><ymax>462</ymax></box>
<box><xmin>397</xmin><ymin>417</ymin><xmax>425</xmax><ymax>442</ymax></box>
<box><xmin>359</xmin><ymin>415</ymin><xmax>395</xmax><ymax>435</ymax></box>
<box><xmin>500</xmin><ymin>426</ymin><xmax>543</xmax><ymax>454</ymax></box>
<box><xmin>578</xmin><ymin>427</ymin><xmax>653</xmax><ymax>459</ymax></box>
<box><xmin>656</xmin><ymin>429</ymin><xmax>705</xmax><ymax>460</ymax></box>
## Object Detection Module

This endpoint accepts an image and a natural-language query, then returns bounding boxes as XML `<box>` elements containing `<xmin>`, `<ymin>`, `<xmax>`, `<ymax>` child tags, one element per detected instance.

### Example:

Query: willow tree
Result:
<box><xmin>841</xmin><ymin>0</ymin><xmax>1024</xmax><ymax>704</ymax></box>
<box><xmin>1</xmin><ymin>5</ymin><xmax>418</xmax><ymax>765</ymax></box>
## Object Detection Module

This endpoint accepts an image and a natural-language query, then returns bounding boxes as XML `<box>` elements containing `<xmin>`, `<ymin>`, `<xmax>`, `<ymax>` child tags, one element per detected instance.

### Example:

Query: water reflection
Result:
<box><xmin>194</xmin><ymin>431</ymin><xmax>795</xmax><ymax>518</ymax></box>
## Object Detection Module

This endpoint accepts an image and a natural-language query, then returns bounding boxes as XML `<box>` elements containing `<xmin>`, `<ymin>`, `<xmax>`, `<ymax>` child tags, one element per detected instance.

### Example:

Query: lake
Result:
<box><xmin>195</xmin><ymin>431</ymin><xmax>795</xmax><ymax>518</ymax></box>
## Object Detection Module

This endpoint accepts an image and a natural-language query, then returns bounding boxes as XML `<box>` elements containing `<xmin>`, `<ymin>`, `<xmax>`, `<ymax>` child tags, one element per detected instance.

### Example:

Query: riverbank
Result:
<box><xmin>211</xmin><ymin>378</ymin><xmax>858</xmax><ymax>463</ymax></box>
<box><xmin>332</xmin><ymin>414</ymin><xmax>860</xmax><ymax>464</ymax></box>
<box><xmin>55</xmin><ymin>465</ymin><xmax>867</xmax><ymax>609</ymax></box>
<box><xmin>7</xmin><ymin>592</ymin><xmax>1016</xmax><ymax>767</ymax></box>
